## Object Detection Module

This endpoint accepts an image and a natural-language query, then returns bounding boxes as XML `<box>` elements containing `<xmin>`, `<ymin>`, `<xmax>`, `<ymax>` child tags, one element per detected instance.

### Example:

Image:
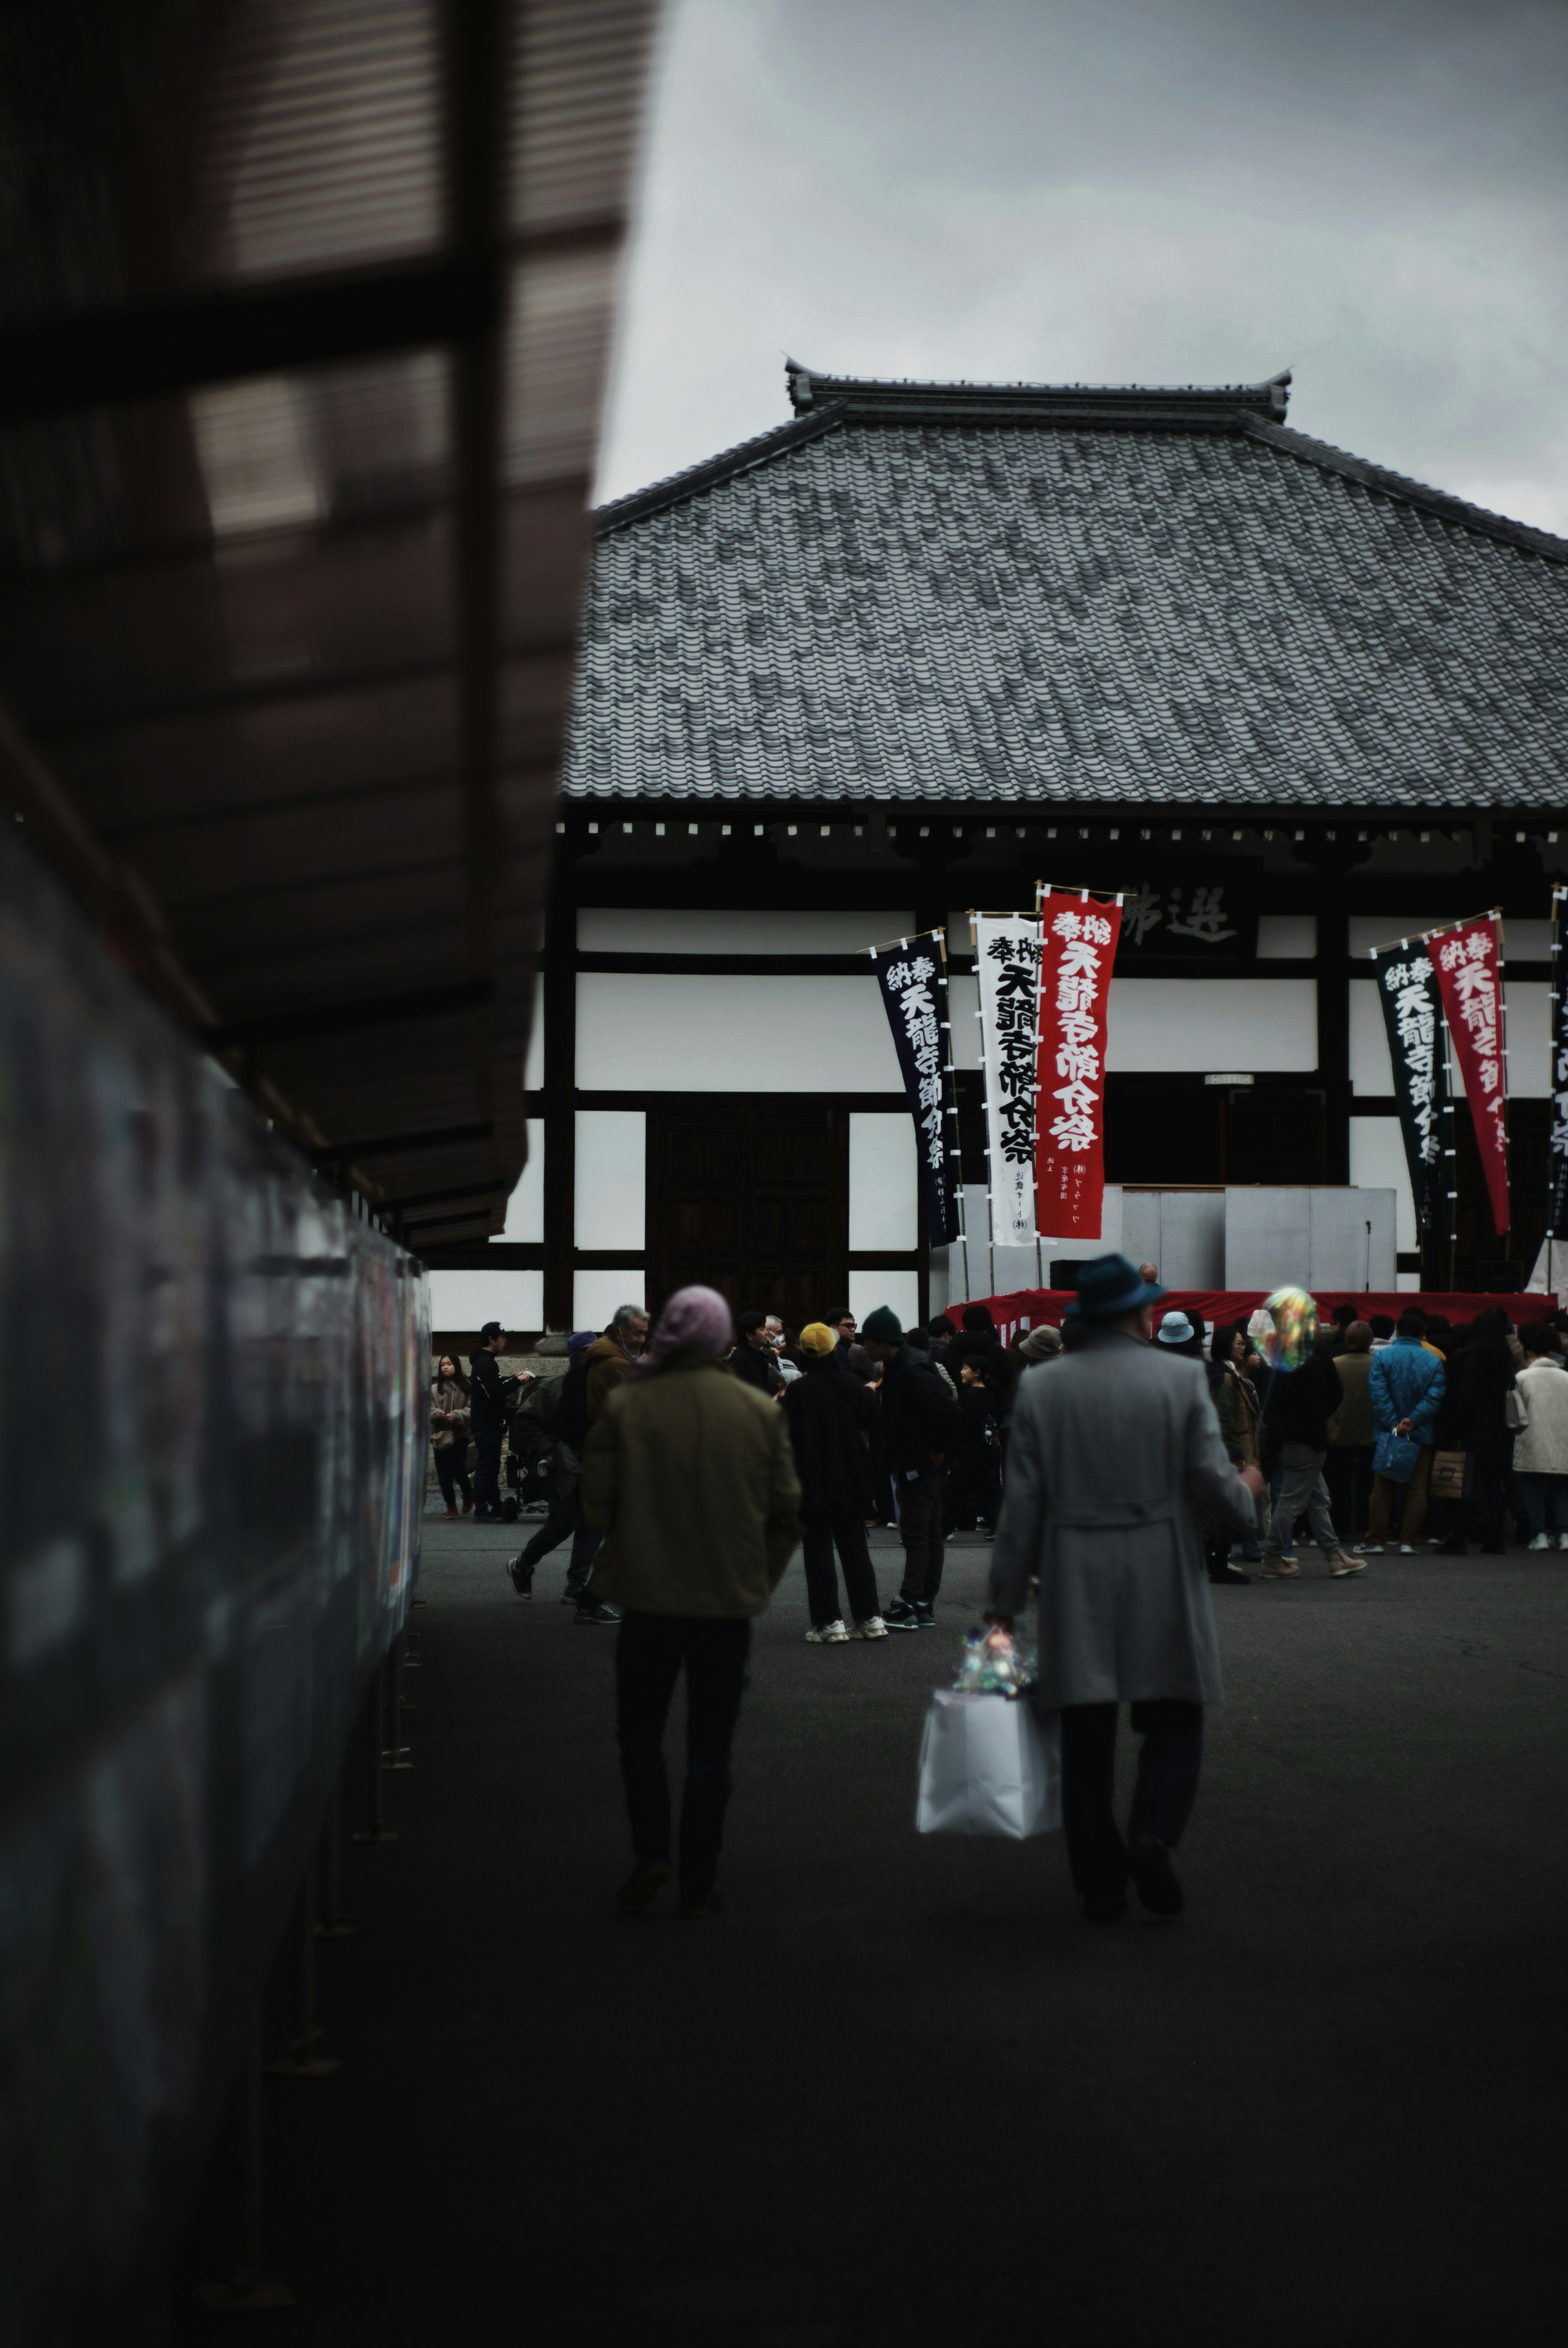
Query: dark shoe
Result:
<box><xmin>1207</xmin><ymin>1563</ymin><xmax>1252</xmax><ymax>1585</ymax></box>
<box><xmin>913</xmin><ymin>1599</ymin><xmax>937</xmax><ymax>1628</ymax></box>
<box><xmin>501</xmin><ymin>1495</ymin><xmax>519</xmax><ymax>1522</ymax></box>
<box><xmin>443</xmin><ymin>1507</ymin><xmax>458</xmax><ymax>1521</ymax></box>
<box><xmin>508</xmin><ymin>1554</ymin><xmax>535</xmax><ymax>1598</ymax></box>
<box><xmin>615</xmin><ymin>1860</ymin><xmax>672</xmax><ymax>1910</ymax></box>
<box><xmin>1081</xmin><ymin>1895</ymin><xmax>1127</xmax><ymax>1923</ymax></box>
<box><xmin>883</xmin><ymin>1597</ymin><xmax>920</xmax><ymax>1631</ymax></box>
<box><xmin>574</xmin><ymin>1602</ymin><xmax>622</xmax><ymax>1625</ymax></box>
<box><xmin>1126</xmin><ymin>1835</ymin><xmax>1184</xmax><ymax>1917</ymax></box>
<box><xmin>678</xmin><ymin>1891</ymin><xmax>726</xmax><ymax>1921</ymax></box>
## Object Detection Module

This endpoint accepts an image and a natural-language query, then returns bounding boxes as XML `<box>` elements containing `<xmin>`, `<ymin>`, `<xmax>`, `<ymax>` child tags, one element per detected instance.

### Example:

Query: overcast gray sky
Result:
<box><xmin>597</xmin><ymin>0</ymin><xmax>1568</xmax><ymax>533</ymax></box>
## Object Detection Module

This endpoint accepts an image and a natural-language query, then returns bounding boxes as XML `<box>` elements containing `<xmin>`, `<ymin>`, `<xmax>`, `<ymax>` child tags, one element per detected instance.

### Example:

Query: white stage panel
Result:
<box><xmin>492</xmin><ymin>1117</ymin><xmax>545</xmax><ymax>1242</ymax></box>
<box><xmin>1224</xmin><ymin>1188</ymin><xmax>1395</xmax><ymax>1289</ymax></box>
<box><xmin>1349</xmin><ymin>1119</ymin><xmax>1417</xmax><ymax>1251</ymax></box>
<box><xmin>849</xmin><ymin>1114</ymin><xmax>918</xmax><ymax>1249</ymax></box>
<box><xmin>577</xmin><ymin>908</ymin><xmax>914</xmax><ymax>955</ymax></box>
<box><xmin>849</xmin><ymin>1269</ymin><xmax>920</xmax><ymax>1330</ymax></box>
<box><xmin>576</xmin><ymin>974</ymin><xmax>901</xmax><ymax>1091</ymax></box>
<box><xmin>575</xmin><ymin>1110</ymin><xmax>646</xmax><ymax>1248</ymax></box>
<box><xmin>1107</xmin><ymin>980</ymin><xmax>1317</xmax><ymax>1071</ymax></box>
<box><xmin>428</xmin><ymin>1269</ymin><xmax>543</xmax><ymax>1336</ymax></box>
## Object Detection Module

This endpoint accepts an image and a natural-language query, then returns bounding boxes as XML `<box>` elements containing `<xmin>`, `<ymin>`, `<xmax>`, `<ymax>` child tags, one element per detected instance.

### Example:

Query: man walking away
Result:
<box><xmin>469</xmin><ymin>1321</ymin><xmax>521</xmax><ymax>1522</ymax></box>
<box><xmin>1323</xmin><ymin>1321</ymin><xmax>1375</xmax><ymax>1547</ymax></box>
<box><xmin>858</xmin><ymin>1305</ymin><xmax>966</xmax><ymax>1629</ymax></box>
<box><xmin>508</xmin><ymin>1331</ymin><xmax>613</xmax><ymax>1616</ymax></box>
<box><xmin>781</xmin><ymin>1322</ymin><xmax>887</xmax><ymax>1641</ymax></box>
<box><xmin>987</xmin><ymin>1254</ymin><xmax>1259</xmax><ymax>1922</ymax></box>
<box><xmin>585</xmin><ymin>1304</ymin><xmax>649</xmax><ymax>1427</ymax></box>
<box><xmin>1513</xmin><ymin>1322</ymin><xmax>1568</xmax><ymax>1549</ymax></box>
<box><xmin>731</xmin><ymin>1309</ymin><xmax>783</xmax><ymax>1396</ymax></box>
<box><xmin>1256</xmin><ymin>1291</ymin><xmax>1362</xmax><ymax>1578</ymax></box>
<box><xmin>581</xmin><ymin>1285</ymin><xmax>801</xmax><ymax>1920</ymax></box>
<box><xmin>1365</xmin><ymin>1310</ymin><xmax>1445</xmax><ymax>1553</ymax></box>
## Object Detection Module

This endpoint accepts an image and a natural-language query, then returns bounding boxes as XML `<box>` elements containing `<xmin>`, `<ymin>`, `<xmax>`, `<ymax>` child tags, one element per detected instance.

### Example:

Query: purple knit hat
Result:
<box><xmin>629</xmin><ymin>1284</ymin><xmax>734</xmax><ymax>1378</ymax></box>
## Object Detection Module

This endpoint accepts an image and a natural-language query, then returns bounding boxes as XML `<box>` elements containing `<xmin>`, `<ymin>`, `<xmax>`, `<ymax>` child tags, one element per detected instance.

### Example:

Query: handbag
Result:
<box><xmin>1372</xmin><ymin>1428</ymin><xmax>1420</xmax><ymax>1482</ymax></box>
<box><xmin>915</xmin><ymin>1688</ymin><xmax>1062</xmax><ymax>1839</ymax></box>
<box><xmin>1430</xmin><ymin>1449</ymin><xmax>1469</xmax><ymax>1501</ymax></box>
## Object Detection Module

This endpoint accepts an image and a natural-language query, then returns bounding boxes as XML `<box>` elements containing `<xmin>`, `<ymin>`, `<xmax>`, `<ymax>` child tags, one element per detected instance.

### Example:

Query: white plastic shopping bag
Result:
<box><xmin>915</xmin><ymin>1689</ymin><xmax>1062</xmax><ymax>1839</ymax></box>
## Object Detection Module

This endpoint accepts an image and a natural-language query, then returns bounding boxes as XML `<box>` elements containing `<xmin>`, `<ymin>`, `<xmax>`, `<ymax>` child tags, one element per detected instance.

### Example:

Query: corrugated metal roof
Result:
<box><xmin>0</xmin><ymin>0</ymin><xmax>658</xmax><ymax>1246</ymax></box>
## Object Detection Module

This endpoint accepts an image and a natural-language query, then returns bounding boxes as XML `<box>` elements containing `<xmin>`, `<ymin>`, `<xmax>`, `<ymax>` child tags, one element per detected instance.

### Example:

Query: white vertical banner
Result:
<box><xmin>973</xmin><ymin>912</ymin><xmax>1042</xmax><ymax>1247</ymax></box>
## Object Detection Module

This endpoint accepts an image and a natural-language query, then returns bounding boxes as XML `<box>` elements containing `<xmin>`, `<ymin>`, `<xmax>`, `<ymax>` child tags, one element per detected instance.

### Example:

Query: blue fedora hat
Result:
<box><xmin>1064</xmin><ymin>1252</ymin><xmax>1166</xmax><ymax>1323</ymax></box>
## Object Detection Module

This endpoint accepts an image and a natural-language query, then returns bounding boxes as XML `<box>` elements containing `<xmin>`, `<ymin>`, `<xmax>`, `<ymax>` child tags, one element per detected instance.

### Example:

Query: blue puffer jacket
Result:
<box><xmin>1368</xmin><ymin>1337</ymin><xmax>1446</xmax><ymax>1439</ymax></box>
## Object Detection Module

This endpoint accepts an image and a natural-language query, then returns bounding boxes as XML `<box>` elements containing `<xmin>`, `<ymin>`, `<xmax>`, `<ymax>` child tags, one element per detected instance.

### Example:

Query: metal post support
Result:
<box><xmin>314</xmin><ymin>1780</ymin><xmax>358</xmax><ymax>1939</ymax></box>
<box><xmin>383</xmin><ymin>1635</ymin><xmax>414</xmax><ymax>1768</ymax></box>
<box><xmin>198</xmin><ymin>2019</ymin><xmax>295</xmax><ymax>2310</ymax></box>
<box><xmin>265</xmin><ymin>1871</ymin><xmax>343</xmax><ymax>2078</ymax></box>
<box><xmin>352</xmin><ymin>1661</ymin><xmax>398</xmax><ymax>1844</ymax></box>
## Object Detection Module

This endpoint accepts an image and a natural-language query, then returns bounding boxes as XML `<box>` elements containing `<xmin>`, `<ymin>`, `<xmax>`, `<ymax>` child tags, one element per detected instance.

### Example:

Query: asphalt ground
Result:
<box><xmin>174</xmin><ymin>1515</ymin><xmax>1568</xmax><ymax>2347</ymax></box>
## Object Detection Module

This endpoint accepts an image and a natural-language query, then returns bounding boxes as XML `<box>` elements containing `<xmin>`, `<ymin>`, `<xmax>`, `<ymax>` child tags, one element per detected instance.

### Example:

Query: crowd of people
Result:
<box><xmin>426</xmin><ymin>1271</ymin><xmax>1568</xmax><ymax>1921</ymax></box>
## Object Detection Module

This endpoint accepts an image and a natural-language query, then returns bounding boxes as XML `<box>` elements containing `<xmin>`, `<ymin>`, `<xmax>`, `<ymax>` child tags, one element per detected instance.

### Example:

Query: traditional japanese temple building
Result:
<box><xmin>423</xmin><ymin>364</ymin><xmax>1568</xmax><ymax>1336</ymax></box>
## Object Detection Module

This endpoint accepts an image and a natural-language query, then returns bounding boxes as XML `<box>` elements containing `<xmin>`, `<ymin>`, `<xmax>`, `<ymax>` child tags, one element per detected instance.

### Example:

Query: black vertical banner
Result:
<box><xmin>870</xmin><ymin>932</ymin><xmax>962</xmax><ymax>1247</ymax></box>
<box><xmin>1370</xmin><ymin>939</ymin><xmax>1451</xmax><ymax>1240</ymax></box>
<box><xmin>1550</xmin><ymin>888</ymin><xmax>1568</xmax><ymax>1238</ymax></box>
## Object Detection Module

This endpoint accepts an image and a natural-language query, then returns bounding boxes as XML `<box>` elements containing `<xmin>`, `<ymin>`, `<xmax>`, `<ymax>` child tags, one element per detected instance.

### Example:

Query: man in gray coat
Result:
<box><xmin>988</xmin><ymin>1254</ymin><xmax>1261</xmax><ymax>1922</ymax></box>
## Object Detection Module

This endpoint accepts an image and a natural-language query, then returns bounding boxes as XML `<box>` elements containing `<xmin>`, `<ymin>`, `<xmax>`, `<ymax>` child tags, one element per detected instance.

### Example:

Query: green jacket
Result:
<box><xmin>581</xmin><ymin>1356</ymin><xmax>802</xmax><ymax>1617</ymax></box>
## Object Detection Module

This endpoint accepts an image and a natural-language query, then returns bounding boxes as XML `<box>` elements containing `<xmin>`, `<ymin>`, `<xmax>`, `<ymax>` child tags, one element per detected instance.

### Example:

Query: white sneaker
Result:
<box><xmin>1528</xmin><ymin>1532</ymin><xmax>1552</xmax><ymax>1551</ymax></box>
<box><xmin>1559</xmin><ymin>1533</ymin><xmax>1568</xmax><ymax>1552</ymax></box>
<box><xmin>1399</xmin><ymin>1543</ymin><xmax>1416</xmax><ymax>1555</ymax></box>
<box><xmin>805</xmin><ymin>1619</ymin><xmax>849</xmax><ymax>1643</ymax></box>
<box><xmin>1360</xmin><ymin>1543</ymin><xmax>1385</xmax><ymax>1555</ymax></box>
<box><xmin>851</xmin><ymin>1615</ymin><xmax>889</xmax><ymax>1639</ymax></box>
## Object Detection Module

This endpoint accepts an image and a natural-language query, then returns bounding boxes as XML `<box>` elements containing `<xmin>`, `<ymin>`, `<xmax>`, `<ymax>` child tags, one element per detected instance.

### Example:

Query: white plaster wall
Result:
<box><xmin>1107</xmin><ymin>979</ymin><xmax>1317</xmax><ymax>1071</ymax></box>
<box><xmin>1349</xmin><ymin>1117</ymin><xmax>1419</xmax><ymax>1251</ymax></box>
<box><xmin>849</xmin><ymin>1113</ymin><xmax>918</xmax><ymax>1249</ymax></box>
<box><xmin>1256</xmin><ymin>914</ymin><xmax>1317</xmax><ymax>959</ymax></box>
<box><xmin>576</xmin><ymin>973</ymin><xmax>902</xmax><ymax>1090</ymax></box>
<box><xmin>575</xmin><ymin>1109</ymin><xmax>646</xmax><ymax>1247</ymax></box>
<box><xmin>577</xmin><ymin>908</ymin><xmax>915</xmax><ymax>954</ymax></box>
<box><xmin>947</xmin><ymin>969</ymin><xmax>982</xmax><ymax>1071</ymax></box>
<box><xmin>492</xmin><ymin>1117</ymin><xmax>544</xmax><ymax>1242</ymax></box>
<box><xmin>573</xmin><ymin>1269</ymin><xmax>646</xmax><ymax>1326</ymax></box>
<box><xmin>849</xmin><ymin>1269</ymin><xmax>920</xmax><ymax>1329</ymax></box>
<box><xmin>428</xmin><ymin>1269</ymin><xmax>543</xmax><ymax>1333</ymax></box>
<box><xmin>1352</xmin><ymin>978</ymin><xmax>1548</xmax><ymax>1097</ymax></box>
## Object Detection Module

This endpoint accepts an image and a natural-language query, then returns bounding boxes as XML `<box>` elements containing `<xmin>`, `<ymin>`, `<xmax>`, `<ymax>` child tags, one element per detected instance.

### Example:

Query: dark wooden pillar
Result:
<box><xmin>1316</xmin><ymin>881</ymin><xmax>1352</xmax><ymax>1186</ymax></box>
<box><xmin>541</xmin><ymin>890</ymin><xmax>575</xmax><ymax>1330</ymax></box>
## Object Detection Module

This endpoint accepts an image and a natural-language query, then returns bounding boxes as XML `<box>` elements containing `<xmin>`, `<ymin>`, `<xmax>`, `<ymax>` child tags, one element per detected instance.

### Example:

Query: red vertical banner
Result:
<box><xmin>1036</xmin><ymin>887</ymin><xmax>1122</xmax><ymax>1237</ymax></box>
<box><xmin>1427</xmin><ymin>913</ymin><xmax>1509</xmax><ymax>1236</ymax></box>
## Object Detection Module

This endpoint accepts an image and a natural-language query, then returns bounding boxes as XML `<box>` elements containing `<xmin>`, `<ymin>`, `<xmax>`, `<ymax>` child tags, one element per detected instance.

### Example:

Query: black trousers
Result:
<box><xmin>433</xmin><ymin>1439</ymin><xmax>472</xmax><ymax>1509</ymax></box>
<box><xmin>1446</xmin><ymin>1460</ymin><xmax>1508</xmax><ymax>1552</ymax></box>
<box><xmin>1324</xmin><ymin>1443</ymin><xmax>1374</xmax><ymax>1542</ymax></box>
<box><xmin>471</xmin><ymin>1425</ymin><xmax>503</xmax><ymax>1515</ymax></box>
<box><xmin>896</xmin><ymin>1464</ymin><xmax>947</xmax><ymax>1601</ymax></box>
<box><xmin>801</xmin><ymin>1513</ymin><xmax>881</xmax><ymax>1627</ymax></box>
<box><xmin>1058</xmin><ymin>1699</ymin><xmax>1205</xmax><ymax>1902</ymax></box>
<box><xmin>615</xmin><ymin>1612</ymin><xmax>752</xmax><ymax>1902</ymax></box>
<box><xmin>518</xmin><ymin>1486</ymin><xmax>602</xmax><ymax>1600</ymax></box>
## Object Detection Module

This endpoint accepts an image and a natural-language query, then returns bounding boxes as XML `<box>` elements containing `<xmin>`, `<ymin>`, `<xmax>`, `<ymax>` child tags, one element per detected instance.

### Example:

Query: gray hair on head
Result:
<box><xmin>611</xmin><ymin>1301</ymin><xmax>647</xmax><ymax>1333</ymax></box>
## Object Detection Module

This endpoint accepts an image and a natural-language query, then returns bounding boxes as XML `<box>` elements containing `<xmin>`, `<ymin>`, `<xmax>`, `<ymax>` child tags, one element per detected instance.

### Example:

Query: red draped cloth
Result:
<box><xmin>955</xmin><ymin>1289</ymin><xmax>1547</xmax><ymax>1341</ymax></box>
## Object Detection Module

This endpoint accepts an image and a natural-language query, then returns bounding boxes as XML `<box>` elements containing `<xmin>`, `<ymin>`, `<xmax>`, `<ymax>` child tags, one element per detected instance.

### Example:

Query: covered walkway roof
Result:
<box><xmin>0</xmin><ymin>0</ymin><xmax>655</xmax><ymax>1248</ymax></box>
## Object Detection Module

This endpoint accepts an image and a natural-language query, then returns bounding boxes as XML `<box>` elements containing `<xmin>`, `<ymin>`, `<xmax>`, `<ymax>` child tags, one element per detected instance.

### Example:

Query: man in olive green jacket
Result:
<box><xmin>581</xmin><ymin>1285</ymin><xmax>800</xmax><ymax>1918</ymax></box>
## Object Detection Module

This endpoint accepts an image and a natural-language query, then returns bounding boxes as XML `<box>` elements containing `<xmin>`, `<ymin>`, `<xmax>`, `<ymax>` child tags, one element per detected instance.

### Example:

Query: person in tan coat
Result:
<box><xmin>581</xmin><ymin>1284</ymin><xmax>801</xmax><ymax>1920</ymax></box>
<box><xmin>583</xmin><ymin>1303</ymin><xmax>649</xmax><ymax>1426</ymax></box>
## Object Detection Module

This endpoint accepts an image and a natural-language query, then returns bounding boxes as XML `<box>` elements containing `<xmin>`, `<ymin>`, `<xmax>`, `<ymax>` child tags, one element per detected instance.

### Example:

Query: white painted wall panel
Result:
<box><xmin>573</xmin><ymin>1269</ymin><xmax>646</xmax><ymax>1326</ymax></box>
<box><xmin>1353</xmin><ymin>979</ymin><xmax>1549</xmax><ymax>1098</ymax></box>
<box><xmin>577</xmin><ymin>908</ymin><xmax>915</xmax><ymax>954</ymax></box>
<box><xmin>1106</xmin><ymin>980</ymin><xmax>1317</xmax><ymax>1072</ymax></box>
<box><xmin>428</xmin><ymin>1269</ymin><xmax>543</xmax><ymax>1334</ymax></box>
<box><xmin>849</xmin><ymin>1113</ymin><xmax>918</xmax><ymax>1249</ymax></box>
<box><xmin>492</xmin><ymin>1117</ymin><xmax>544</xmax><ymax>1242</ymax></box>
<box><xmin>1256</xmin><ymin>914</ymin><xmax>1317</xmax><ymax>959</ymax></box>
<box><xmin>849</xmin><ymin>1269</ymin><xmax>920</xmax><ymax>1329</ymax></box>
<box><xmin>576</xmin><ymin>974</ymin><xmax>902</xmax><ymax>1091</ymax></box>
<box><xmin>1349</xmin><ymin>1118</ymin><xmax>1418</xmax><ymax>1251</ymax></box>
<box><xmin>947</xmin><ymin>970</ymin><xmax>982</xmax><ymax>1071</ymax></box>
<box><xmin>1350</xmin><ymin>980</ymin><xmax>1393</xmax><ymax>1095</ymax></box>
<box><xmin>575</xmin><ymin>1110</ymin><xmax>646</xmax><ymax>1247</ymax></box>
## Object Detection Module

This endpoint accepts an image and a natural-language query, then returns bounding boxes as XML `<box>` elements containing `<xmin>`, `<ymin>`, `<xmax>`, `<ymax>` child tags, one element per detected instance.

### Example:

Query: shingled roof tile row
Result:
<box><xmin>564</xmin><ymin>385</ymin><xmax>1568</xmax><ymax>811</ymax></box>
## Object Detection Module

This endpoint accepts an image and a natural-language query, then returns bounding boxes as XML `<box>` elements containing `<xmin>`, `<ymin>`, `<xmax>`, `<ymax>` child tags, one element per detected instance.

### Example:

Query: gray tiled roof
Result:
<box><xmin>564</xmin><ymin>370</ymin><xmax>1568</xmax><ymax>812</ymax></box>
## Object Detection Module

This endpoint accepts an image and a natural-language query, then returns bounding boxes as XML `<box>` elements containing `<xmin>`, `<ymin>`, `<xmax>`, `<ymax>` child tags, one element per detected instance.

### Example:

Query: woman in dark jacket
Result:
<box><xmin>942</xmin><ymin>1357</ymin><xmax>1005</xmax><ymax>1538</ymax></box>
<box><xmin>1440</xmin><ymin>1309</ymin><xmax>1514</xmax><ymax>1554</ymax></box>
<box><xmin>780</xmin><ymin>1323</ymin><xmax>887</xmax><ymax>1641</ymax></box>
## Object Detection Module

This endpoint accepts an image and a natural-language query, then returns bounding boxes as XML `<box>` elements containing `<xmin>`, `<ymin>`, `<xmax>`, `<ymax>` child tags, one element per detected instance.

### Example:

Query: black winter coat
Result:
<box><xmin>878</xmin><ymin>1344</ymin><xmax>967</xmax><ymax>1472</ymax></box>
<box><xmin>731</xmin><ymin>1340</ymin><xmax>781</xmax><ymax>1396</ymax></box>
<box><xmin>469</xmin><ymin>1349</ymin><xmax>517</xmax><ymax>1431</ymax></box>
<box><xmin>781</xmin><ymin>1358</ymin><xmax>880</xmax><ymax>1517</ymax></box>
<box><xmin>1450</xmin><ymin>1345</ymin><xmax>1514</xmax><ymax>1465</ymax></box>
<box><xmin>1258</xmin><ymin>1349</ymin><xmax>1343</xmax><ymax>1452</ymax></box>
